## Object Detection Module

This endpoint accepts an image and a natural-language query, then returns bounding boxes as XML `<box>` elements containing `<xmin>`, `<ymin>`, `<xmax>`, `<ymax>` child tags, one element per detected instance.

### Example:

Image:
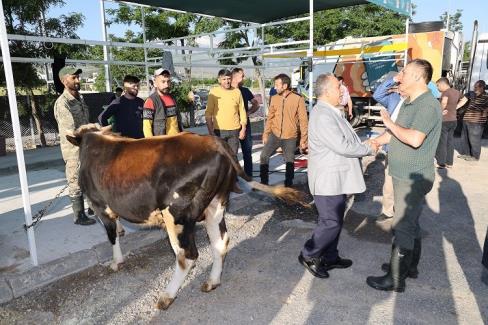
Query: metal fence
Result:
<box><xmin>0</xmin><ymin>92</ymin><xmax>114</xmax><ymax>153</ymax></box>
<box><xmin>0</xmin><ymin>118</ymin><xmax>59</xmax><ymax>152</ymax></box>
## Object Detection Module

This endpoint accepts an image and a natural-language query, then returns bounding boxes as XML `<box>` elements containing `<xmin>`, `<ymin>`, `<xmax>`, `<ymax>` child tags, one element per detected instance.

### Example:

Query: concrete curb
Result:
<box><xmin>0</xmin><ymin>229</ymin><xmax>165</xmax><ymax>304</ymax></box>
<box><xmin>0</xmin><ymin>158</ymin><xmax>65</xmax><ymax>176</ymax></box>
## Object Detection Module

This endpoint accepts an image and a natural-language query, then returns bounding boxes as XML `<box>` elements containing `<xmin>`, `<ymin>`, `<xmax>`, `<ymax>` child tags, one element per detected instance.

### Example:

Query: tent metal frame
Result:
<box><xmin>0</xmin><ymin>0</ymin><xmax>410</xmax><ymax>266</ymax></box>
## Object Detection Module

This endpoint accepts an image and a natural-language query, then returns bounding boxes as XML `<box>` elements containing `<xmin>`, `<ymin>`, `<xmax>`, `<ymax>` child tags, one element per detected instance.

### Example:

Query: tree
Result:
<box><xmin>105</xmin><ymin>2</ymin><xmax>409</xmax><ymax>96</ymax></box>
<box><xmin>106</xmin><ymin>4</ymin><xmax>221</xmax><ymax>81</ymax></box>
<box><xmin>0</xmin><ymin>0</ymin><xmax>85</xmax><ymax>146</ymax></box>
<box><xmin>440</xmin><ymin>9</ymin><xmax>463</xmax><ymax>32</ymax></box>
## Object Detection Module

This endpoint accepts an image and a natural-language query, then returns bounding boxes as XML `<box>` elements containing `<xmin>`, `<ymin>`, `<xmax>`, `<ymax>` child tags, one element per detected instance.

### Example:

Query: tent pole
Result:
<box><xmin>141</xmin><ymin>6</ymin><xmax>150</xmax><ymax>88</ymax></box>
<box><xmin>100</xmin><ymin>0</ymin><xmax>112</xmax><ymax>92</ymax></box>
<box><xmin>260</xmin><ymin>26</ymin><xmax>268</xmax><ymax>117</ymax></box>
<box><xmin>308</xmin><ymin>0</ymin><xmax>314</xmax><ymax>112</ymax></box>
<box><xmin>0</xmin><ymin>0</ymin><xmax>38</xmax><ymax>266</ymax></box>
<box><xmin>404</xmin><ymin>17</ymin><xmax>409</xmax><ymax>67</ymax></box>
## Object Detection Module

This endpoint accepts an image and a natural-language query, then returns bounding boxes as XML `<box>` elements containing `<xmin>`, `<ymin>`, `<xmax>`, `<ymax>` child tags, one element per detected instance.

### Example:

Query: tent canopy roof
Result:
<box><xmin>120</xmin><ymin>0</ymin><xmax>411</xmax><ymax>24</ymax></box>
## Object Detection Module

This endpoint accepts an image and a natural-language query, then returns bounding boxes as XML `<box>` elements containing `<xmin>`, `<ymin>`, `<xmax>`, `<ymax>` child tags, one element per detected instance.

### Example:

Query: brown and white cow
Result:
<box><xmin>66</xmin><ymin>124</ymin><xmax>306</xmax><ymax>310</ymax></box>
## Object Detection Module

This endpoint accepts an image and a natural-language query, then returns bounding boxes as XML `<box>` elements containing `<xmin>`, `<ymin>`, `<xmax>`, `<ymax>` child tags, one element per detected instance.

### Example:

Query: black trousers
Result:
<box><xmin>435</xmin><ymin>121</ymin><xmax>457</xmax><ymax>165</ymax></box>
<box><xmin>301</xmin><ymin>194</ymin><xmax>346</xmax><ymax>262</ymax></box>
<box><xmin>460</xmin><ymin>121</ymin><xmax>484</xmax><ymax>159</ymax></box>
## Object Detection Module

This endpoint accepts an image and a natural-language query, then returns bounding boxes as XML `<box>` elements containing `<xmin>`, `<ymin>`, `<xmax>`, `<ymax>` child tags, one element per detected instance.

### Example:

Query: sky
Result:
<box><xmin>48</xmin><ymin>0</ymin><xmax>488</xmax><ymax>41</ymax></box>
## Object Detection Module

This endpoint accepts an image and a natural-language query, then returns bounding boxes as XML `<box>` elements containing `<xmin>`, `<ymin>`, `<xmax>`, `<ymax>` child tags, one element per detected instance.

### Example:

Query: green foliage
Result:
<box><xmin>0</xmin><ymin>0</ymin><xmax>86</xmax><ymax>91</ymax></box>
<box><xmin>440</xmin><ymin>9</ymin><xmax>463</xmax><ymax>32</ymax></box>
<box><xmin>170</xmin><ymin>81</ymin><xmax>193</xmax><ymax>113</ymax></box>
<box><xmin>190</xmin><ymin>78</ymin><xmax>217</xmax><ymax>87</ymax></box>
<box><xmin>264</xmin><ymin>4</ymin><xmax>407</xmax><ymax>47</ymax></box>
<box><xmin>464</xmin><ymin>42</ymin><xmax>471</xmax><ymax>61</ymax></box>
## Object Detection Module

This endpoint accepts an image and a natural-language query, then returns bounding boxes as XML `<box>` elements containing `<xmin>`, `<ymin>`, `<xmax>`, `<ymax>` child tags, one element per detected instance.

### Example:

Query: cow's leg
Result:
<box><xmin>99</xmin><ymin>207</ymin><xmax>124</xmax><ymax>271</ymax></box>
<box><xmin>202</xmin><ymin>198</ymin><xmax>229</xmax><ymax>292</ymax></box>
<box><xmin>157</xmin><ymin>208</ymin><xmax>198</xmax><ymax>310</ymax></box>
<box><xmin>115</xmin><ymin>217</ymin><xmax>125</xmax><ymax>237</ymax></box>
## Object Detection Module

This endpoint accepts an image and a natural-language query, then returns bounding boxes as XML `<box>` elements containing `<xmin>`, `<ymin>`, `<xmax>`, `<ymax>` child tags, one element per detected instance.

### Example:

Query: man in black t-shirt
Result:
<box><xmin>231</xmin><ymin>68</ymin><xmax>259</xmax><ymax>177</ymax></box>
<box><xmin>99</xmin><ymin>75</ymin><xmax>144</xmax><ymax>139</ymax></box>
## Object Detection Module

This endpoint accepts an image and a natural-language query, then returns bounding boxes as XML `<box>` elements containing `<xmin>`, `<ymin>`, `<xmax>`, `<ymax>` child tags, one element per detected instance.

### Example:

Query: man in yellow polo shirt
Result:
<box><xmin>143</xmin><ymin>68</ymin><xmax>183</xmax><ymax>137</ymax></box>
<box><xmin>205</xmin><ymin>69</ymin><xmax>247</xmax><ymax>158</ymax></box>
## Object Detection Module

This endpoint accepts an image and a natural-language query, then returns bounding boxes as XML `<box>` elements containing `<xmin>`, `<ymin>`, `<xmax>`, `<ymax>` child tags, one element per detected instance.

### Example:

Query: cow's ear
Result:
<box><xmin>66</xmin><ymin>131</ymin><xmax>81</xmax><ymax>146</ymax></box>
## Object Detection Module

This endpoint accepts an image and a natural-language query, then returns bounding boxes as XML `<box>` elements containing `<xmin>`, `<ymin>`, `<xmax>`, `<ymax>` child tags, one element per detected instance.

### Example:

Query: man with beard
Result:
<box><xmin>231</xmin><ymin>68</ymin><xmax>259</xmax><ymax>177</ymax></box>
<box><xmin>367</xmin><ymin>59</ymin><xmax>442</xmax><ymax>292</ymax></box>
<box><xmin>205</xmin><ymin>69</ymin><xmax>247</xmax><ymax>159</ymax></box>
<box><xmin>143</xmin><ymin>68</ymin><xmax>183</xmax><ymax>137</ymax></box>
<box><xmin>99</xmin><ymin>75</ymin><xmax>144</xmax><ymax>139</ymax></box>
<box><xmin>260</xmin><ymin>73</ymin><xmax>308</xmax><ymax>187</ymax></box>
<box><xmin>54</xmin><ymin>67</ymin><xmax>96</xmax><ymax>225</ymax></box>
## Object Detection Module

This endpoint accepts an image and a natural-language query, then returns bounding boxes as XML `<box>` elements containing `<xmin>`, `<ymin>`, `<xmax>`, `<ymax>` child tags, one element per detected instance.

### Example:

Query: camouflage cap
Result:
<box><xmin>58</xmin><ymin>67</ymin><xmax>82</xmax><ymax>79</ymax></box>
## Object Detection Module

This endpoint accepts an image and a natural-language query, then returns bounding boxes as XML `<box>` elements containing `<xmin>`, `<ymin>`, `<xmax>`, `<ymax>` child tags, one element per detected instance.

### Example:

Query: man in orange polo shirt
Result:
<box><xmin>143</xmin><ymin>68</ymin><xmax>183</xmax><ymax>137</ymax></box>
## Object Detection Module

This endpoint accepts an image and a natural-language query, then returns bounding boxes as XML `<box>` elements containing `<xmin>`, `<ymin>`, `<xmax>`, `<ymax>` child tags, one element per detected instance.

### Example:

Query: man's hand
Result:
<box><xmin>300</xmin><ymin>143</ymin><xmax>308</xmax><ymax>154</ymax></box>
<box><xmin>442</xmin><ymin>110</ymin><xmax>448</xmax><ymax>116</ymax></box>
<box><xmin>262</xmin><ymin>134</ymin><xmax>268</xmax><ymax>144</ymax></box>
<box><xmin>365</xmin><ymin>139</ymin><xmax>380</xmax><ymax>154</ymax></box>
<box><xmin>380</xmin><ymin>108</ymin><xmax>394</xmax><ymax>129</ymax></box>
<box><xmin>239</xmin><ymin>128</ymin><xmax>246</xmax><ymax>140</ymax></box>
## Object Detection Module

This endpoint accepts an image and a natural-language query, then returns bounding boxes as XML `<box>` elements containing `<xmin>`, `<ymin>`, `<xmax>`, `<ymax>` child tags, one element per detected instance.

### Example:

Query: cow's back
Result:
<box><xmin>79</xmin><ymin>133</ymin><xmax>236</xmax><ymax>224</ymax></box>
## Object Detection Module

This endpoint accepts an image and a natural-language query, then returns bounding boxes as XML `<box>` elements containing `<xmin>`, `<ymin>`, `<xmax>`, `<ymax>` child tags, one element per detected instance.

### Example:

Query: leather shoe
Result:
<box><xmin>298</xmin><ymin>254</ymin><xmax>329</xmax><ymax>278</ymax></box>
<box><xmin>322</xmin><ymin>257</ymin><xmax>353</xmax><ymax>271</ymax></box>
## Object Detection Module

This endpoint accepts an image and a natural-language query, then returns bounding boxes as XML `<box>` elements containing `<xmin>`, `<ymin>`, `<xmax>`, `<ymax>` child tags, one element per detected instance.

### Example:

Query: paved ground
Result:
<box><xmin>1</xmin><ymin>128</ymin><xmax>487</xmax><ymax>324</ymax></box>
<box><xmin>0</xmin><ymin>120</ymin><xmax>303</xmax><ymax>302</ymax></box>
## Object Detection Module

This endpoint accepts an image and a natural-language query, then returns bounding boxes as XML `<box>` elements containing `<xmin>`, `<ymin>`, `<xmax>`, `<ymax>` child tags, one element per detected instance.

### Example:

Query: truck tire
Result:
<box><xmin>348</xmin><ymin>106</ymin><xmax>362</xmax><ymax>128</ymax></box>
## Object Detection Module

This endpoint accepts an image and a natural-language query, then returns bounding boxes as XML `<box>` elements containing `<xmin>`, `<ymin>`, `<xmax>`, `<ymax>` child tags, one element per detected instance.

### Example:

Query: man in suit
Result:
<box><xmin>298</xmin><ymin>73</ymin><xmax>377</xmax><ymax>278</ymax></box>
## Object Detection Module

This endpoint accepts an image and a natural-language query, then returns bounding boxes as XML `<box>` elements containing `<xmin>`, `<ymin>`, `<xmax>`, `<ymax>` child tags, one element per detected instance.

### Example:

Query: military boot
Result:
<box><xmin>71</xmin><ymin>196</ymin><xmax>96</xmax><ymax>226</ymax></box>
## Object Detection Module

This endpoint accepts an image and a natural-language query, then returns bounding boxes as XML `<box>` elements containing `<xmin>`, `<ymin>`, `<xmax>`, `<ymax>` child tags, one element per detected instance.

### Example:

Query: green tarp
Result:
<box><xmin>119</xmin><ymin>0</ymin><xmax>411</xmax><ymax>23</ymax></box>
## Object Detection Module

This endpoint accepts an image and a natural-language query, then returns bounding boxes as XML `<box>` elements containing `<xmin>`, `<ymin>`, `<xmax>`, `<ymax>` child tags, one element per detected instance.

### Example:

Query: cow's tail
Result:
<box><xmin>216</xmin><ymin>137</ymin><xmax>309</xmax><ymax>207</ymax></box>
<box><xmin>245</xmin><ymin>180</ymin><xmax>310</xmax><ymax>207</ymax></box>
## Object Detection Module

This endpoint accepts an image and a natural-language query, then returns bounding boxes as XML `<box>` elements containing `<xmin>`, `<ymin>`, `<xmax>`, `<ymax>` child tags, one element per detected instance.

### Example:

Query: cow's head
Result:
<box><xmin>66</xmin><ymin>123</ymin><xmax>112</xmax><ymax>146</ymax></box>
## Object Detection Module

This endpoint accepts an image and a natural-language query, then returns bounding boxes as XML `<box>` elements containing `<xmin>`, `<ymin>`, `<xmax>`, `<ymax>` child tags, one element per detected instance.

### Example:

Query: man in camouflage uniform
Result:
<box><xmin>54</xmin><ymin>67</ymin><xmax>96</xmax><ymax>225</ymax></box>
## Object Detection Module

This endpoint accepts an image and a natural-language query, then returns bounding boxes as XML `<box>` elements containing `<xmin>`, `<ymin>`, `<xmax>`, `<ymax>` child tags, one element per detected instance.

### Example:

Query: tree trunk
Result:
<box><xmin>28</xmin><ymin>88</ymin><xmax>46</xmax><ymax>147</ymax></box>
<box><xmin>180</xmin><ymin>39</ymin><xmax>192</xmax><ymax>81</ymax></box>
<box><xmin>252</xmin><ymin>56</ymin><xmax>266</xmax><ymax>116</ymax></box>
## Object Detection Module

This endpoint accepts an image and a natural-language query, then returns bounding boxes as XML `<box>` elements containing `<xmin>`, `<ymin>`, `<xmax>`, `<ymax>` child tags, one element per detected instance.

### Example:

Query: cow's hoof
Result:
<box><xmin>201</xmin><ymin>281</ymin><xmax>220</xmax><ymax>293</ymax></box>
<box><xmin>110</xmin><ymin>261</ymin><xmax>123</xmax><ymax>271</ymax></box>
<box><xmin>156</xmin><ymin>294</ymin><xmax>175</xmax><ymax>310</ymax></box>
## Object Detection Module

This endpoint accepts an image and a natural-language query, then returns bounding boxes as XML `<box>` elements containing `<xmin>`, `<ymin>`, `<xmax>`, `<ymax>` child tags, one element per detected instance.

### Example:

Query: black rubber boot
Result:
<box><xmin>367</xmin><ymin>245</ymin><xmax>413</xmax><ymax>292</ymax></box>
<box><xmin>284</xmin><ymin>162</ymin><xmax>294</xmax><ymax>187</ymax></box>
<box><xmin>260</xmin><ymin>164</ymin><xmax>269</xmax><ymax>185</ymax></box>
<box><xmin>71</xmin><ymin>196</ymin><xmax>96</xmax><ymax>226</ymax></box>
<box><xmin>381</xmin><ymin>238</ymin><xmax>421</xmax><ymax>278</ymax></box>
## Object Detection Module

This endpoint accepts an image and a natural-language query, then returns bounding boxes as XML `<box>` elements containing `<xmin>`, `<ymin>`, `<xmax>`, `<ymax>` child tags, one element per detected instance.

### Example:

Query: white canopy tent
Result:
<box><xmin>0</xmin><ymin>0</ymin><xmax>411</xmax><ymax>266</ymax></box>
